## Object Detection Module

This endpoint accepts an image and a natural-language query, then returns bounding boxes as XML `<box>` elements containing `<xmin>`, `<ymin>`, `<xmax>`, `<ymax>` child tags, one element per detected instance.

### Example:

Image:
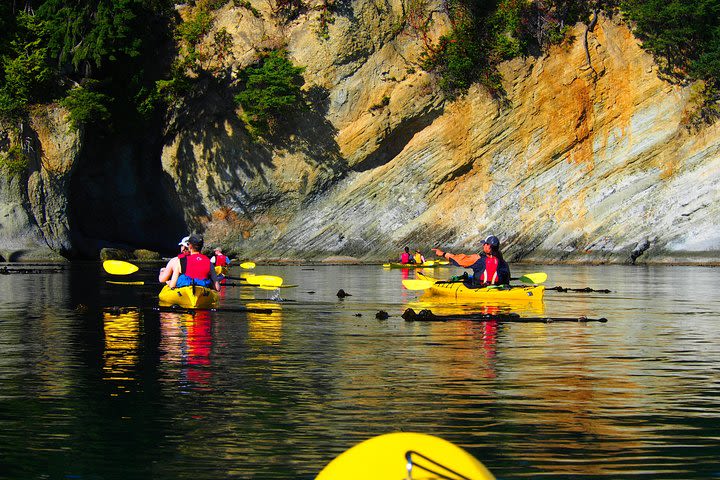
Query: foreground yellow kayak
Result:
<box><xmin>316</xmin><ymin>432</ymin><xmax>495</xmax><ymax>479</ymax></box>
<box><xmin>158</xmin><ymin>285</ymin><xmax>219</xmax><ymax>308</ymax></box>
<box><xmin>420</xmin><ymin>274</ymin><xmax>544</xmax><ymax>301</ymax></box>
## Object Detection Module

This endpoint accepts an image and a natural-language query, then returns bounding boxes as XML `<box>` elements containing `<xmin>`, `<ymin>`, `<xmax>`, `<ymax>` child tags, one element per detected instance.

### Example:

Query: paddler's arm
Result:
<box><xmin>168</xmin><ymin>262</ymin><xmax>180</xmax><ymax>289</ymax></box>
<box><xmin>159</xmin><ymin>257</ymin><xmax>177</xmax><ymax>283</ymax></box>
<box><xmin>431</xmin><ymin>248</ymin><xmax>481</xmax><ymax>268</ymax></box>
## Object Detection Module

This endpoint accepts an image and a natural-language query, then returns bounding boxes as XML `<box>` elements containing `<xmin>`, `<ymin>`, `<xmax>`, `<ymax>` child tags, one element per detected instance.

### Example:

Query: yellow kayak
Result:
<box><xmin>420</xmin><ymin>274</ymin><xmax>544</xmax><ymax>301</ymax></box>
<box><xmin>316</xmin><ymin>432</ymin><xmax>495</xmax><ymax>479</ymax></box>
<box><xmin>158</xmin><ymin>285</ymin><xmax>219</xmax><ymax>309</ymax></box>
<box><xmin>214</xmin><ymin>265</ymin><xmax>229</xmax><ymax>276</ymax></box>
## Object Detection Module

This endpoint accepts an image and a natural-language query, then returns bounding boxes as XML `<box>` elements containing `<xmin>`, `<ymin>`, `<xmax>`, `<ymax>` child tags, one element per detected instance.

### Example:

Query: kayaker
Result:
<box><xmin>210</xmin><ymin>247</ymin><xmax>231</xmax><ymax>268</ymax></box>
<box><xmin>158</xmin><ymin>236</ymin><xmax>190</xmax><ymax>284</ymax></box>
<box><xmin>169</xmin><ymin>235</ymin><xmax>221</xmax><ymax>291</ymax></box>
<box><xmin>413</xmin><ymin>250</ymin><xmax>425</xmax><ymax>264</ymax></box>
<box><xmin>432</xmin><ymin>235</ymin><xmax>510</xmax><ymax>285</ymax></box>
<box><xmin>400</xmin><ymin>246</ymin><xmax>415</xmax><ymax>264</ymax></box>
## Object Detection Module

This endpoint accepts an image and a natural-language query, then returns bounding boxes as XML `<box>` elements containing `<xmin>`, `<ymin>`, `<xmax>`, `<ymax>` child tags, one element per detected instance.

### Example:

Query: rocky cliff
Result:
<box><xmin>2</xmin><ymin>2</ymin><xmax>719</xmax><ymax>264</ymax></box>
<box><xmin>0</xmin><ymin>107</ymin><xmax>80</xmax><ymax>261</ymax></box>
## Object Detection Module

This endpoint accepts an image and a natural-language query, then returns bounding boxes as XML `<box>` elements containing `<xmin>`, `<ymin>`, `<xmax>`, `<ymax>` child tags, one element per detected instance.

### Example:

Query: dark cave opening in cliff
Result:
<box><xmin>67</xmin><ymin>133</ymin><xmax>187</xmax><ymax>259</ymax></box>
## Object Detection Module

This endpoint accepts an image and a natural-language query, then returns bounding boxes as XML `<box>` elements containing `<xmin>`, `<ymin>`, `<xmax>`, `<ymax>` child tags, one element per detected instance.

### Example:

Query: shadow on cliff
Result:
<box><xmin>352</xmin><ymin>108</ymin><xmax>444</xmax><ymax>172</ymax></box>
<box><xmin>169</xmin><ymin>83</ymin><xmax>346</xmax><ymax>229</ymax></box>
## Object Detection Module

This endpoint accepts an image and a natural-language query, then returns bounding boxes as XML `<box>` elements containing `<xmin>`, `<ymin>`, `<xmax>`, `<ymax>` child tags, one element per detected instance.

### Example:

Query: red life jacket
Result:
<box><xmin>482</xmin><ymin>256</ymin><xmax>499</xmax><ymax>284</ymax></box>
<box><xmin>214</xmin><ymin>254</ymin><xmax>228</xmax><ymax>267</ymax></box>
<box><xmin>400</xmin><ymin>252</ymin><xmax>412</xmax><ymax>263</ymax></box>
<box><xmin>182</xmin><ymin>253</ymin><xmax>212</xmax><ymax>280</ymax></box>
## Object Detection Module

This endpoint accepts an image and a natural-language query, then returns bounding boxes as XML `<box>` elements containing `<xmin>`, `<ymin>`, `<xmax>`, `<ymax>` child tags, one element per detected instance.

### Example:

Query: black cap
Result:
<box><xmin>187</xmin><ymin>234</ymin><xmax>204</xmax><ymax>247</ymax></box>
<box><xmin>484</xmin><ymin>235</ymin><xmax>500</xmax><ymax>247</ymax></box>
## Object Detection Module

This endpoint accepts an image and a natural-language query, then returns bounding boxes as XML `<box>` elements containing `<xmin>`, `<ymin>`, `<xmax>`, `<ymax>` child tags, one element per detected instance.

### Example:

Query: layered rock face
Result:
<box><xmin>183</xmin><ymin>5</ymin><xmax>719</xmax><ymax>263</ymax></box>
<box><xmin>3</xmin><ymin>1</ymin><xmax>719</xmax><ymax>264</ymax></box>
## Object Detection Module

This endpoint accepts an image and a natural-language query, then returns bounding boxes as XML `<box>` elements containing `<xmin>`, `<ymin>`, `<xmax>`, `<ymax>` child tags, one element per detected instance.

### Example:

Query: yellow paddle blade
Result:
<box><xmin>402</xmin><ymin>279</ymin><xmax>435</xmax><ymax>290</ymax></box>
<box><xmin>518</xmin><ymin>272</ymin><xmax>547</xmax><ymax>284</ymax></box>
<box><xmin>244</xmin><ymin>274</ymin><xmax>283</xmax><ymax>288</ymax></box>
<box><xmin>257</xmin><ymin>284</ymin><xmax>298</xmax><ymax>290</ymax></box>
<box><xmin>102</xmin><ymin>260</ymin><xmax>139</xmax><ymax>275</ymax></box>
<box><xmin>240</xmin><ymin>261</ymin><xmax>256</xmax><ymax>269</ymax></box>
<box><xmin>106</xmin><ymin>280</ymin><xmax>145</xmax><ymax>285</ymax></box>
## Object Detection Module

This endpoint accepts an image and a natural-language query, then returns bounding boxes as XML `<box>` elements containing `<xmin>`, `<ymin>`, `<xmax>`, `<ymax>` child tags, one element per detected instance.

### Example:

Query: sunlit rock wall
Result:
<box><xmin>174</xmin><ymin>8</ymin><xmax>718</xmax><ymax>264</ymax></box>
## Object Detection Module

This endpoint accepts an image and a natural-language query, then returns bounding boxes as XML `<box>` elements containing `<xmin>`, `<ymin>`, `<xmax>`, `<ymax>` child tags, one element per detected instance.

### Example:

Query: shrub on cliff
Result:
<box><xmin>60</xmin><ymin>81</ymin><xmax>111</xmax><ymax>130</ymax></box>
<box><xmin>0</xmin><ymin>144</ymin><xmax>29</xmax><ymax>178</ymax></box>
<box><xmin>621</xmin><ymin>0</ymin><xmax>720</xmax><ymax>126</ymax></box>
<box><xmin>234</xmin><ymin>50</ymin><xmax>306</xmax><ymax>136</ymax></box>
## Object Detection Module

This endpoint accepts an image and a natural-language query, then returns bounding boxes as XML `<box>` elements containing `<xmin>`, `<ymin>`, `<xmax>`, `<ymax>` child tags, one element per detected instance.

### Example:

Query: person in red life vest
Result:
<box><xmin>159</xmin><ymin>236</ymin><xmax>190</xmax><ymax>284</ymax></box>
<box><xmin>210</xmin><ymin>247</ymin><xmax>231</xmax><ymax>268</ymax></box>
<box><xmin>399</xmin><ymin>246</ymin><xmax>415</xmax><ymax>264</ymax></box>
<box><xmin>169</xmin><ymin>235</ymin><xmax>221</xmax><ymax>291</ymax></box>
<box><xmin>210</xmin><ymin>246</ymin><xmax>230</xmax><ymax>284</ymax></box>
<box><xmin>432</xmin><ymin>235</ymin><xmax>510</xmax><ymax>285</ymax></box>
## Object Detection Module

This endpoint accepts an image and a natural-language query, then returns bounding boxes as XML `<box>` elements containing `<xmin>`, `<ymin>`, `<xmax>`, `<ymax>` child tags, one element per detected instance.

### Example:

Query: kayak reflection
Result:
<box><xmin>159</xmin><ymin>311</ymin><xmax>213</xmax><ymax>390</ymax></box>
<box><xmin>411</xmin><ymin>294</ymin><xmax>546</xmax><ymax>317</ymax></box>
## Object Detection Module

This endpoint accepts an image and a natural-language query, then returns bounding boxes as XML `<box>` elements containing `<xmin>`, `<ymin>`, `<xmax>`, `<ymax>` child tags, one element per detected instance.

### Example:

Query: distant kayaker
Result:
<box><xmin>400</xmin><ymin>246</ymin><xmax>415</xmax><ymax>264</ymax></box>
<box><xmin>169</xmin><ymin>235</ymin><xmax>221</xmax><ymax>291</ymax></box>
<box><xmin>210</xmin><ymin>247</ymin><xmax>230</xmax><ymax>268</ymax></box>
<box><xmin>158</xmin><ymin>236</ymin><xmax>190</xmax><ymax>285</ymax></box>
<box><xmin>413</xmin><ymin>250</ymin><xmax>425</xmax><ymax>264</ymax></box>
<box><xmin>432</xmin><ymin>235</ymin><xmax>510</xmax><ymax>285</ymax></box>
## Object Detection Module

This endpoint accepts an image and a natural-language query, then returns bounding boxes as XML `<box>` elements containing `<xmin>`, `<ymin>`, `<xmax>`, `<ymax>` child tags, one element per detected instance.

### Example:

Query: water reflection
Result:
<box><xmin>2</xmin><ymin>264</ymin><xmax>720</xmax><ymax>479</ymax></box>
<box><xmin>247</xmin><ymin>302</ymin><xmax>283</xmax><ymax>344</ymax></box>
<box><xmin>102</xmin><ymin>309</ymin><xmax>140</xmax><ymax>393</ymax></box>
<box><xmin>186</xmin><ymin>311</ymin><xmax>213</xmax><ymax>387</ymax></box>
<box><xmin>410</xmin><ymin>295</ymin><xmax>546</xmax><ymax>317</ymax></box>
<box><xmin>159</xmin><ymin>311</ymin><xmax>214</xmax><ymax>390</ymax></box>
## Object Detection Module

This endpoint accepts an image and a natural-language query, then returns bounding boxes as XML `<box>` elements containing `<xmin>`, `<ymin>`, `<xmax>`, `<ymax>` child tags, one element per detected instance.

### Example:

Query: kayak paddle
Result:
<box><xmin>515</xmin><ymin>272</ymin><xmax>547</xmax><ymax>284</ymax></box>
<box><xmin>243</xmin><ymin>273</ymin><xmax>284</xmax><ymax>288</ymax></box>
<box><xmin>103</xmin><ymin>260</ymin><xmax>139</xmax><ymax>275</ymax></box>
<box><xmin>240</xmin><ymin>261</ymin><xmax>256</xmax><ymax>269</ymax></box>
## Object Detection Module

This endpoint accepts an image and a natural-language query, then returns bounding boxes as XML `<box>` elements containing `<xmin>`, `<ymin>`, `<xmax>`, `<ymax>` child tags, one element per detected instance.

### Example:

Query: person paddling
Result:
<box><xmin>432</xmin><ymin>235</ymin><xmax>510</xmax><ymax>285</ymax></box>
<box><xmin>210</xmin><ymin>247</ymin><xmax>230</xmax><ymax>268</ymax></box>
<box><xmin>400</xmin><ymin>246</ymin><xmax>415</xmax><ymax>264</ymax></box>
<box><xmin>159</xmin><ymin>236</ymin><xmax>190</xmax><ymax>285</ymax></box>
<box><xmin>413</xmin><ymin>250</ymin><xmax>425</xmax><ymax>264</ymax></box>
<box><xmin>168</xmin><ymin>235</ymin><xmax>221</xmax><ymax>291</ymax></box>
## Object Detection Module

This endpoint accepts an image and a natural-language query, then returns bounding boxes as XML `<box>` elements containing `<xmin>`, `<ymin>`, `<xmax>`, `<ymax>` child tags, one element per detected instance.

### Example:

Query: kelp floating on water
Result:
<box><xmin>401</xmin><ymin>308</ymin><xmax>607</xmax><ymax>323</ymax></box>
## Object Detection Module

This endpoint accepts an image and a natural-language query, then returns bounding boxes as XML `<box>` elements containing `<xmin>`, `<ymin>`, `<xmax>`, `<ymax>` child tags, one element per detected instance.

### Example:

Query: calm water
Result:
<box><xmin>1</xmin><ymin>263</ymin><xmax>719</xmax><ymax>479</ymax></box>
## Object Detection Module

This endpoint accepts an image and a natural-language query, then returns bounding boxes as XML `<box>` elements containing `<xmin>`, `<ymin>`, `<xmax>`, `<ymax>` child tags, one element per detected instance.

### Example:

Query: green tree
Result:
<box><xmin>621</xmin><ymin>0</ymin><xmax>720</xmax><ymax>77</ymax></box>
<box><xmin>234</xmin><ymin>50</ymin><xmax>306</xmax><ymax>135</ymax></box>
<box><xmin>59</xmin><ymin>80</ymin><xmax>111</xmax><ymax>130</ymax></box>
<box><xmin>0</xmin><ymin>12</ymin><xmax>54</xmax><ymax>119</ymax></box>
